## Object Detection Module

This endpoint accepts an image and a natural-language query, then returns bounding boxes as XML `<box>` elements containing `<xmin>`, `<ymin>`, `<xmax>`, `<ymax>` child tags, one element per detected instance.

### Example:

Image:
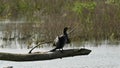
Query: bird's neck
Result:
<box><xmin>63</xmin><ymin>30</ymin><xmax>67</xmax><ymax>36</ymax></box>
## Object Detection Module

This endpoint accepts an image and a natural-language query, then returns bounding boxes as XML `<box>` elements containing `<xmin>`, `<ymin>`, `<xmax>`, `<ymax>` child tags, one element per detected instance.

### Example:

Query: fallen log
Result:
<box><xmin>0</xmin><ymin>48</ymin><xmax>91</xmax><ymax>61</ymax></box>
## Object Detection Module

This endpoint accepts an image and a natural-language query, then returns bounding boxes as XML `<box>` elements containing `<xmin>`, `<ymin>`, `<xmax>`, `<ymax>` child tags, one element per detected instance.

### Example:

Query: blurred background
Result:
<box><xmin>0</xmin><ymin>0</ymin><xmax>120</xmax><ymax>48</ymax></box>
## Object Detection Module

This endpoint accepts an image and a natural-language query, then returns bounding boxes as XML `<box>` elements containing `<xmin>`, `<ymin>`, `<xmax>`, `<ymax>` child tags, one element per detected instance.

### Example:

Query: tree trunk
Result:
<box><xmin>0</xmin><ymin>48</ymin><xmax>91</xmax><ymax>61</ymax></box>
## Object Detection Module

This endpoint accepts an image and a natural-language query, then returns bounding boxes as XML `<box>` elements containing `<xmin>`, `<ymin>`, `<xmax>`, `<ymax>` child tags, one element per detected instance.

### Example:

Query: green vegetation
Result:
<box><xmin>0</xmin><ymin>0</ymin><xmax>120</xmax><ymax>42</ymax></box>
<box><xmin>73</xmin><ymin>1</ymin><xmax>96</xmax><ymax>15</ymax></box>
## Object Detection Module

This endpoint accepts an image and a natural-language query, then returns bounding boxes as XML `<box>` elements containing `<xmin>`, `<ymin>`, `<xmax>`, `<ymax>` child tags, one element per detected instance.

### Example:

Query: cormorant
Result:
<box><xmin>50</xmin><ymin>27</ymin><xmax>70</xmax><ymax>52</ymax></box>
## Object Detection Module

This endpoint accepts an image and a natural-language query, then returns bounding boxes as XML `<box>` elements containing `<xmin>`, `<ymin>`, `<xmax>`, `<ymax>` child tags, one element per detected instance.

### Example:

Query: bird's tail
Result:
<box><xmin>49</xmin><ymin>48</ymin><xmax>56</xmax><ymax>52</ymax></box>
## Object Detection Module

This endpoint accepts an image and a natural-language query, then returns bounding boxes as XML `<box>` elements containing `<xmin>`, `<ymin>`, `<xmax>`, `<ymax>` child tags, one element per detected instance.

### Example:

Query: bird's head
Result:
<box><xmin>63</xmin><ymin>27</ymin><xmax>69</xmax><ymax>35</ymax></box>
<box><xmin>64</xmin><ymin>27</ymin><xmax>68</xmax><ymax>31</ymax></box>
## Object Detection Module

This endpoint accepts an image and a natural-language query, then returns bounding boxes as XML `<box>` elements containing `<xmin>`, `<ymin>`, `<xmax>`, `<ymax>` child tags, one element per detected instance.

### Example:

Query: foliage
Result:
<box><xmin>72</xmin><ymin>1</ymin><xmax>96</xmax><ymax>15</ymax></box>
<box><xmin>0</xmin><ymin>0</ymin><xmax>120</xmax><ymax>42</ymax></box>
<box><xmin>105</xmin><ymin>0</ymin><xmax>120</xmax><ymax>6</ymax></box>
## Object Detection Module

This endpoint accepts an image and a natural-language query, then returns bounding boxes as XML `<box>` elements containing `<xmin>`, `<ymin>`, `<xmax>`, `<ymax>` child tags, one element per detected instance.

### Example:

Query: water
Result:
<box><xmin>0</xmin><ymin>43</ymin><xmax>120</xmax><ymax>68</ymax></box>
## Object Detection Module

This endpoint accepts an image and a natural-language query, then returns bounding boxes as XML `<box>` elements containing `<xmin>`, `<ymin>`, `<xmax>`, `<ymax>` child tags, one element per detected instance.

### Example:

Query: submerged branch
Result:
<box><xmin>28</xmin><ymin>41</ymin><xmax>52</xmax><ymax>54</ymax></box>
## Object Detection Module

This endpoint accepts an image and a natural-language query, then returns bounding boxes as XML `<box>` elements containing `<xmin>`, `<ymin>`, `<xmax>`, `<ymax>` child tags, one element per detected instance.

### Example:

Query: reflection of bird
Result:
<box><xmin>50</xmin><ymin>27</ymin><xmax>70</xmax><ymax>52</ymax></box>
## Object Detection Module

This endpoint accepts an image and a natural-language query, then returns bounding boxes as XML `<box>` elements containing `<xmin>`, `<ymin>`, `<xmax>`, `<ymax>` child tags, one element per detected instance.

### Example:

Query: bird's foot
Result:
<box><xmin>60</xmin><ymin>50</ymin><xmax>64</xmax><ymax>53</ymax></box>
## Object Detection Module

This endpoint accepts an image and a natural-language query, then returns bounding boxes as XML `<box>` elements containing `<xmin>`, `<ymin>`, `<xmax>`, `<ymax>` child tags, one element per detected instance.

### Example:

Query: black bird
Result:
<box><xmin>50</xmin><ymin>27</ymin><xmax>70</xmax><ymax>52</ymax></box>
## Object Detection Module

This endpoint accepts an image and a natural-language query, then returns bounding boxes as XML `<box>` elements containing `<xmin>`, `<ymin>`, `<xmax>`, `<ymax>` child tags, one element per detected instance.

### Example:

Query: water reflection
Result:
<box><xmin>0</xmin><ymin>38</ymin><xmax>120</xmax><ymax>49</ymax></box>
